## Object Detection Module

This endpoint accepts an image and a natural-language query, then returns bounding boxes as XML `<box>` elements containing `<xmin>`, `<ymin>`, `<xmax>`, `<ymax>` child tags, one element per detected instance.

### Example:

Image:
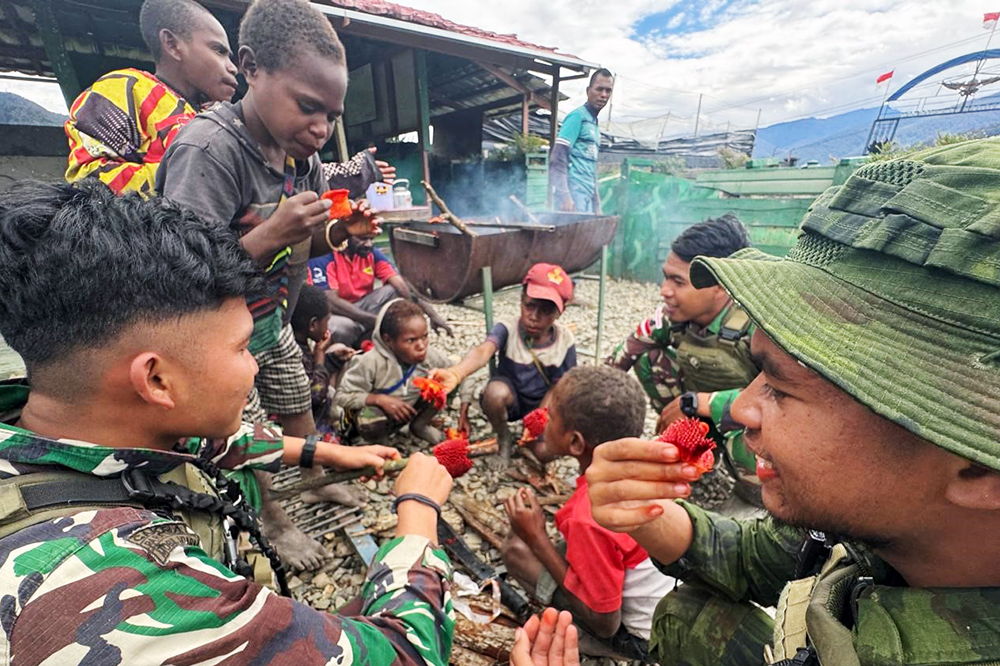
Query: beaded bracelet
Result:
<box><xmin>391</xmin><ymin>493</ymin><xmax>441</xmax><ymax>519</ymax></box>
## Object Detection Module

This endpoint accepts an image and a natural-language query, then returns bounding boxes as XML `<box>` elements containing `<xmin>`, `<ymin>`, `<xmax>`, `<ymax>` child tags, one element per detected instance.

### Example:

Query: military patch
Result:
<box><xmin>127</xmin><ymin>521</ymin><xmax>200</xmax><ymax>565</ymax></box>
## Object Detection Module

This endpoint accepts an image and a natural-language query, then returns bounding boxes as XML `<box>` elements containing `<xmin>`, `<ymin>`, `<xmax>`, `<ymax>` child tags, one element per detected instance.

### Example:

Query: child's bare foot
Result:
<box><xmin>411</xmin><ymin>422</ymin><xmax>443</xmax><ymax>445</ymax></box>
<box><xmin>301</xmin><ymin>482</ymin><xmax>367</xmax><ymax>507</ymax></box>
<box><xmin>484</xmin><ymin>429</ymin><xmax>513</xmax><ymax>471</ymax></box>
<box><xmin>262</xmin><ymin>520</ymin><xmax>330</xmax><ymax>571</ymax></box>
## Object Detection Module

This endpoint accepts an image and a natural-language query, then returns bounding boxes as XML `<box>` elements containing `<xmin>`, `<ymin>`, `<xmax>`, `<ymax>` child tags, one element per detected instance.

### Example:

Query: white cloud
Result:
<box><xmin>404</xmin><ymin>0</ymin><xmax>1000</xmax><ymax>138</ymax></box>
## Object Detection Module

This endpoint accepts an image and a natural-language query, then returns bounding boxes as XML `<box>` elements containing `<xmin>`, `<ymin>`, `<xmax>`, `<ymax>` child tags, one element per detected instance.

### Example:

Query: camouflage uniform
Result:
<box><xmin>607</xmin><ymin>301</ymin><xmax>757</xmax><ymax>413</ymax></box>
<box><xmin>647</xmin><ymin>139</ymin><xmax>1000</xmax><ymax>665</ymax></box>
<box><xmin>649</xmin><ymin>503</ymin><xmax>1000</xmax><ymax>666</ymax></box>
<box><xmin>0</xmin><ymin>386</ymin><xmax>454</xmax><ymax>666</ymax></box>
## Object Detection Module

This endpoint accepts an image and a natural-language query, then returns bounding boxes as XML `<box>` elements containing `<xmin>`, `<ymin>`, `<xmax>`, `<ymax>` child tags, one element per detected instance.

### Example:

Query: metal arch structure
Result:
<box><xmin>863</xmin><ymin>49</ymin><xmax>1000</xmax><ymax>154</ymax></box>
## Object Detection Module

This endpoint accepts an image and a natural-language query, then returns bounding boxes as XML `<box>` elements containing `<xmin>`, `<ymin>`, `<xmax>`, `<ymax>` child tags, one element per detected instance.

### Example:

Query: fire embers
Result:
<box><xmin>322</xmin><ymin>189</ymin><xmax>352</xmax><ymax>219</ymax></box>
<box><xmin>413</xmin><ymin>377</ymin><xmax>447</xmax><ymax>410</ymax></box>
<box><xmin>519</xmin><ymin>407</ymin><xmax>549</xmax><ymax>445</ymax></box>
<box><xmin>658</xmin><ymin>417</ymin><xmax>715</xmax><ymax>473</ymax></box>
<box><xmin>432</xmin><ymin>438</ymin><xmax>474</xmax><ymax>478</ymax></box>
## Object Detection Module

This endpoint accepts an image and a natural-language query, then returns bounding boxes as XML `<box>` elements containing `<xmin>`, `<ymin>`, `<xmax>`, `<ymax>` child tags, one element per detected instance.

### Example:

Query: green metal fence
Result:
<box><xmin>602</xmin><ymin>158</ymin><xmax>862</xmax><ymax>283</ymax></box>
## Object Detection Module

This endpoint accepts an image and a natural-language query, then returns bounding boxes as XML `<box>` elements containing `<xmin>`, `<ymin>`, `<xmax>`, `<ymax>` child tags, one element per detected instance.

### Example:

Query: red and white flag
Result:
<box><xmin>985</xmin><ymin>12</ymin><xmax>999</xmax><ymax>29</ymax></box>
<box><xmin>876</xmin><ymin>70</ymin><xmax>894</xmax><ymax>86</ymax></box>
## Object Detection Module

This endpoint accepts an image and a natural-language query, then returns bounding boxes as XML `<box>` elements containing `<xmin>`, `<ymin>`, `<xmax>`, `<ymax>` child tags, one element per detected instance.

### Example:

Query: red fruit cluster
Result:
<box><xmin>321</xmin><ymin>189</ymin><xmax>352</xmax><ymax>219</ymax></box>
<box><xmin>445</xmin><ymin>427</ymin><xmax>468</xmax><ymax>441</ymax></box>
<box><xmin>432</xmin><ymin>438</ymin><xmax>473</xmax><ymax>478</ymax></box>
<box><xmin>657</xmin><ymin>417</ymin><xmax>716</xmax><ymax>472</ymax></box>
<box><xmin>413</xmin><ymin>377</ymin><xmax>447</xmax><ymax>410</ymax></box>
<box><xmin>522</xmin><ymin>407</ymin><xmax>549</xmax><ymax>440</ymax></box>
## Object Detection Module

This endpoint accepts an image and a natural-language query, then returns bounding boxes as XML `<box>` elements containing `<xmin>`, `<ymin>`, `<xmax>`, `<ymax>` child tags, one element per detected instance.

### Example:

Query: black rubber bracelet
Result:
<box><xmin>391</xmin><ymin>493</ymin><xmax>441</xmax><ymax>518</ymax></box>
<box><xmin>299</xmin><ymin>434</ymin><xmax>320</xmax><ymax>469</ymax></box>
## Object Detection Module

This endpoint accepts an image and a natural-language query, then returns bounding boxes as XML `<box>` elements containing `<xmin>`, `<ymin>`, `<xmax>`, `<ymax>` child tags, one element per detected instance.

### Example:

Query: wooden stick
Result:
<box><xmin>271</xmin><ymin>439</ymin><xmax>498</xmax><ymax>501</ymax></box>
<box><xmin>421</xmin><ymin>180</ymin><xmax>477</xmax><ymax>237</ymax></box>
<box><xmin>508</xmin><ymin>194</ymin><xmax>546</xmax><ymax>228</ymax></box>
<box><xmin>452</xmin><ymin>503</ymin><xmax>506</xmax><ymax>551</ymax></box>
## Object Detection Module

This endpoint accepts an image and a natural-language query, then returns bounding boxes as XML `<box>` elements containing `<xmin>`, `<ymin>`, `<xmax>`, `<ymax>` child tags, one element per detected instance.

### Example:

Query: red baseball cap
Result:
<box><xmin>522</xmin><ymin>263</ymin><xmax>573</xmax><ymax>312</ymax></box>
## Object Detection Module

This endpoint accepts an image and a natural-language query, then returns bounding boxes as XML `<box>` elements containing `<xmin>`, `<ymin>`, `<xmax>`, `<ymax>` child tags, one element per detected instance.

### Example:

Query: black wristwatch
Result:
<box><xmin>300</xmin><ymin>433</ymin><xmax>320</xmax><ymax>469</ymax></box>
<box><xmin>680</xmin><ymin>391</ymin><xmax>699</xmax><ymax>418</ymax></box>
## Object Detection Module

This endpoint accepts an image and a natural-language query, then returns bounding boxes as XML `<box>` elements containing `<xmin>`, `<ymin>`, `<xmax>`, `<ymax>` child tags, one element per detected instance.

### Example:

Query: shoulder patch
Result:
<box><xmin>127</xmin><ymin>521</ymin><xmax>200</xmax><ymax>565</ymax></box>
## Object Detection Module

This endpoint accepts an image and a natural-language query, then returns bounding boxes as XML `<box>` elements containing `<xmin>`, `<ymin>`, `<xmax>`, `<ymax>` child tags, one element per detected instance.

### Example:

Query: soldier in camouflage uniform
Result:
<box><xmin>0</xmin><ymin>181</ymin><xmax>455</xmax><ymax>665</ymax></box>
<box><xmin>587</xmin><ymin>138</ymin><xmax>1000</xmax><ymax>665</ymax></box>
<box><xmin>607</xmin><ymin>215</ymin><xmax>757</xmax><ymax>431</ymax></box>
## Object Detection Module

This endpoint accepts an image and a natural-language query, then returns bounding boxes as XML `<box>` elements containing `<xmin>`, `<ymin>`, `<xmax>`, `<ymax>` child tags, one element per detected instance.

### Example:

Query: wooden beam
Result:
<box><xmin>479</xmin><ymin>63</ymin><xmax>551</xmax><ymax>111</ymax></box>
<box><xmin>549</xmin><ymin>66</ymin><xmax>561</xmax><ymax>149</ymax></box>
<box><xmin>521</xmin><ymin>93</ymin><xmax>529</xmax><ymax>136</ymax></box>
<box><xmin>414</xmin><ymin>49</ymin><xmax>431</xmax><ymax>187</ymax></box>
<box><xmin>30</xmin><ymin>0</ymin><xmax>81</xmax><ymax>106</ymax></box>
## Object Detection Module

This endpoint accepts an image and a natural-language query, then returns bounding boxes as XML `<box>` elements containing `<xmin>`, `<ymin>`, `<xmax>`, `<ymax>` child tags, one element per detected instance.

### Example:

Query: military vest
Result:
<box><xmin>771</xmin><ymin>543</ymin><xmax>1000</xmax><ymax>665</ymax></box>
<box><xmin>673</xmin><ymin>305</ymin><xmax>757</xmax><ymax>394</ymax></box>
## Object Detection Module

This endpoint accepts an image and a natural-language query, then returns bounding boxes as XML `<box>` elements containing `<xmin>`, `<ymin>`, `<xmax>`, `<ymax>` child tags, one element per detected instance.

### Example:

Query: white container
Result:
<box><xmin>366</xmin><ymin>181</ymin><xmax>394</xmax><ymax>211</ymax></box>
<box><xmin>393</xmin><ymin>179</ymin><xmax>413</xmax><ymax>209</ymax></box>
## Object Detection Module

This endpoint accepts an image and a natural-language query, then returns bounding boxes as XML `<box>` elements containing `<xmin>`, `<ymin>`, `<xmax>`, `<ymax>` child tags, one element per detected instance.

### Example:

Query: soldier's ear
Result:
<box><xmin>944</xmin><ymin>461</ymin><xmax>1000</xmax><ymax>511</ymax></box>
<box><xmin>129</xmin><ymin>352</ymin><xmax>176</xmax><ymax>410</ymax></box>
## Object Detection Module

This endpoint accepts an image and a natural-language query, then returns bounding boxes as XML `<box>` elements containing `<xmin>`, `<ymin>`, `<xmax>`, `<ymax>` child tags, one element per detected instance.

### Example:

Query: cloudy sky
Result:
<box><xmin>404</xmin><ymin>0</ymin><xmax>1000</xmax><ymax>138</ymax></box>
<box><xmin>5</xmin><ymin>0</ymin><xmax>1000</xmax><ymax>139</ymax></box>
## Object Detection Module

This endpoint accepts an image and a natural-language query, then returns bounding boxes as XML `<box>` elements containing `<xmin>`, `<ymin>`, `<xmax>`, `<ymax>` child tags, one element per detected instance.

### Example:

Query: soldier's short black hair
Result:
<box><xmin>238</xmin><ymin>0</ymin><xmax>345</xmax><ymax>72</ymax></box>
<box><xmin>589</xmin><ymin>68</ymin><xmax>614</xmax><ymax>87</ymax></box>
<box><xmin>291</xmin><ymin>284</ymin><xmax>330</xmax><ymax>333</ymax></box>
<box><xmin>671</xmin><ymin>214</ymin><xmax>752</xmax><ymax>263</ymax></box>
<box><xmin>381</xmin><ymin>300</ymin><xmax>425</xmax><ymax>340</ymax></box>
<box><xmin>139</xmin><ymin>0</ymin><xmax>215</xmax><ymax>60</ymax></box>
<box><xmin>0</xmin><ymin>180</ymin><xmax>264</xmax><ymax>372</ymax></box>
<box><xmin>551</xmin><ymin>366</ymin><xmax>646</xmax><ymax>449</ymax></box>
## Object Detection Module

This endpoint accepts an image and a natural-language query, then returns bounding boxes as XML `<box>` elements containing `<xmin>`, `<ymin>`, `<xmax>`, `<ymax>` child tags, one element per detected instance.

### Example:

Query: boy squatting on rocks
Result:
<box><xmin>0</xmin><ymin>180</ymin><xmax>456</xmax><ymax>666</ymax></box>
<box><xmin>335</xmin><ymin>300</ymin><xmax>473</xmax><ymax>445</ymax></box>
<box><xmin>432</xmin><ymin>263</ymin><xmax>577</xmax><ymax>466</ymax></box>
<box><xmin>64</xmin><ymin>0</ymin><xmax>239</xmax><ymax>194</ymax></box>
<box><xmin>156</xmin><ymin>0</ymin><xmax>382</xmax><ymax>568</ymax></box>
<box><xmin>586</xmin><ymin>138</ymin><xmax>1000</xmax><ymax>666</ymax></box>
<box><xmin>503</xmin><ymin>366</ymin><xmax>675</xmax><ymax>661</ymax></box>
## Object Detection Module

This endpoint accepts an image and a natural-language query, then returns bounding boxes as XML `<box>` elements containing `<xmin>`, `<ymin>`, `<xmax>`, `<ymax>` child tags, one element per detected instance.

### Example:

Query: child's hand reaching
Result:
<box><xmin>340</xmin><ymin>199</ymin><xmax>382</xmax><ymax>236</ymax></box>
<box><xmin>428</xmin><ymin>367</ymin><xmax>461</xmax><ymax>394</ymax></box>
<box><xmin>511</xmin><ymin>608</ymin><xmax>580</xmax><ymax>666</ymax></box>
<box><xmin>375</xmin><ymin>394</ymin><xmax>418</xmax><ymax>423</ymax></box>
<box><xmin>327</xmin><ymin>342</ymin><xmax>355</xmax><ymax>361</ymax></box>
<box><xmin>505</xmin><ymin>487</ymin><xmax>547</xmax><ymax>545</ymax></box>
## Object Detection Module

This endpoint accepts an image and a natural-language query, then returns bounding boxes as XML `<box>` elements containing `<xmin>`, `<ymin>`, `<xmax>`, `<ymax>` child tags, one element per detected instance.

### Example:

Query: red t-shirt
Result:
<box><xmin>556</xmin><ymin>476</ymin><xmax>653</xmax><ymax>613</ymax></box>
<box><xmin>307</xmin><ymin>249</ymin><xmax>397</xmax><ymax>303</ymax></box>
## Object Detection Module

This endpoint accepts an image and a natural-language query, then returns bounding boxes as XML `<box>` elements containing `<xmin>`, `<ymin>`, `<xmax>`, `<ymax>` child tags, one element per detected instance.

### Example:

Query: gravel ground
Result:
<box><xmin>290</xmin><ymin>278</ymin><xmax>743</xmax><ymax>665</ymax></box>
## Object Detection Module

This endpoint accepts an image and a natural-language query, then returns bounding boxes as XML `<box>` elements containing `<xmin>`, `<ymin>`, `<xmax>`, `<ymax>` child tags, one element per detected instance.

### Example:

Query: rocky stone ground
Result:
<box><xmin>287</xmin><ymin>278</ymin><xmax>741</xmax><ymax>665</ymax></box>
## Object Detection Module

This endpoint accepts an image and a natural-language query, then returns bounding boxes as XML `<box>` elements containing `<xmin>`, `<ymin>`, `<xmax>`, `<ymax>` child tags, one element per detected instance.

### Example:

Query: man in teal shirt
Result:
<box><xmin>550</xmin><ymin>68</ymin><xmax>614</xmax><ymax>214</ymax></box>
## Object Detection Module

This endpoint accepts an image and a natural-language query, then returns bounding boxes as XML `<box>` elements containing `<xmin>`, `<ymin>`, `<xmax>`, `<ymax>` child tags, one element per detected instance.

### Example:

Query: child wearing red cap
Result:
<box><xmin>434</xmin><ymin>263</ymin><xmax>577</xmax><ymax>466</ymax></box>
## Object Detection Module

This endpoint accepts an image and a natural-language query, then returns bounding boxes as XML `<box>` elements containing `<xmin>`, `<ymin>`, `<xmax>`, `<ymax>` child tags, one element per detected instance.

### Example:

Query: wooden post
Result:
<box><xmin>414</xmin><ymin>50</ymin><xmax>432</xmax><ymax>188</ymax></box>
<box><xmin>548</xmin><ymin>67</ymin><xmax>561</xmax><ymax>208</ymax></box>
<box><xmin>334</xmin><ymin>118</ymin><xmax>349</xmax><ymax>163</ymax></box>
<box><xmin>521</xmin><ymin>93</ymin><xmax>529</xmax><ymax>136</ymax></box>
<box><xmin>33</xmin><ymin>0</ymin><xmax>82</xmax><ymax>107</ymax></box>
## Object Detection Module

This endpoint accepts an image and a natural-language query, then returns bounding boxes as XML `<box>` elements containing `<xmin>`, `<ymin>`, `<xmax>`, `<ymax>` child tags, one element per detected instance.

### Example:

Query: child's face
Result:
<box><xmin>308</xmin><ymin>314</ymin><xmax>331</xmax><ymax>343</ymax></box>
<box><xmin>533</xmin><ymin>396</ymin><xmax>573</xmax><ymax>462</ymax></box>
<box><xmin>244</xmin><ymin>49</ymin><xmax>347</xmax><ymax>160</ymax></box>
<box><xmin>519</xmin><ymin>293</ymin><xmax>560</xmax><ymax>341</ymax></box>
<box><xmin>176</xmin><ymin>14</ymin><xmax>239</xmax><ymax>104</ymax></box>
<box><xmin>385</xmin><ymin>316</ymin><xmax>429</xmax><ymax>366</ymax></box>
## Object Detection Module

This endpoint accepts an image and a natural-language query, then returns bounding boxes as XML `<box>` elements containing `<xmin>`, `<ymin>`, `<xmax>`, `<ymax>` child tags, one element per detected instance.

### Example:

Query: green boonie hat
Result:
<box><xmin>690</xmin><ymin>138</ymin><xmax>1000</xmax><ymax>470</ymax></box>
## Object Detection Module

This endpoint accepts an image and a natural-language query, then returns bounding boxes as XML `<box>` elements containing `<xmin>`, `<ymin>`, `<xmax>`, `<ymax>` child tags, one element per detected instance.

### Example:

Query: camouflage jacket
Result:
<box><xmin>657</xmin><ymin>502</ymin><xmax>1000</xmax><ymax>665</ymax></box>
<box><xmin>0</xmin><ymin>396</ymin><xmax>453</xmax><ymax>665</ymax></box>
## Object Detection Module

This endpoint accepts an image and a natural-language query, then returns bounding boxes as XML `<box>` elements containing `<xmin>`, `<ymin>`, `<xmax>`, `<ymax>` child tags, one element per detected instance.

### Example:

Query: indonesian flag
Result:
<box><xmin>876</xmin><ymin>70</ymin><xmax>894</xmax><ymax>85</ymax></box>
<box><xmin>985</xmin><ymin>12</ymin><xmax>999</xmax><ymax>29</ymax></box>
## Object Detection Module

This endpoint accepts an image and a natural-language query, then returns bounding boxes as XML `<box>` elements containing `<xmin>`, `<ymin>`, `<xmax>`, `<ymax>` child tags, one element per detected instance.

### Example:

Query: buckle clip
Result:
<box><xmin>121</xmin><ymin>468</ymin><xmax>157</xmax><ymax>503</ymax></box>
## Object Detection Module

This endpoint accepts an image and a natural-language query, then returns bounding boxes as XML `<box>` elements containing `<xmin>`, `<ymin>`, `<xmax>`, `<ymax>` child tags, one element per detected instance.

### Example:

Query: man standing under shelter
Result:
<box><xmin>550</xmin><ymin>69</ymin><xmax>614</xmax><ymax>214</ymax></box>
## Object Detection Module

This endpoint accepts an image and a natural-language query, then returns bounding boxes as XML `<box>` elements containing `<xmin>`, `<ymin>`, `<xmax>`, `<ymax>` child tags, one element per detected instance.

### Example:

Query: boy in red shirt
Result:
<box><xmin>502</xmin><ymin>366</ymin><xmax>675</xmax><ymax>660</ymax></box>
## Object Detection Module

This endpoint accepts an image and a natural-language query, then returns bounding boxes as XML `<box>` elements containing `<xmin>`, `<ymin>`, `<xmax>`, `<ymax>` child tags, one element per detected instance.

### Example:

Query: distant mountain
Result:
<box><xmin>754</xmin><ymin>93</ymin><xmax>1000</xmax><ymax>162</ymax></box>
<box><xmin>0</xmin><ymin>92</ymin><xmax>66</xmax><ymax>126</ymax></box>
